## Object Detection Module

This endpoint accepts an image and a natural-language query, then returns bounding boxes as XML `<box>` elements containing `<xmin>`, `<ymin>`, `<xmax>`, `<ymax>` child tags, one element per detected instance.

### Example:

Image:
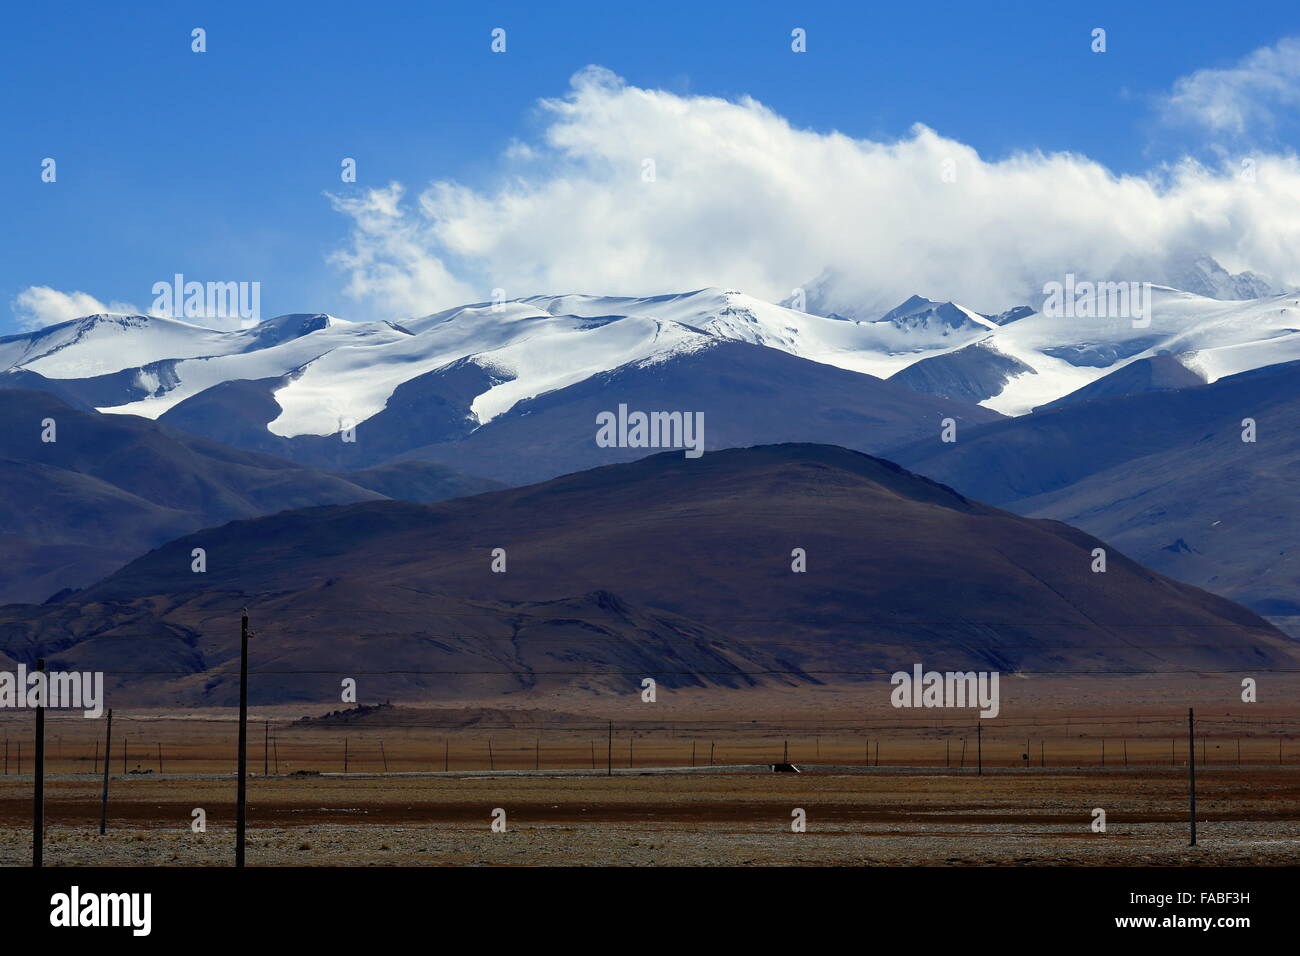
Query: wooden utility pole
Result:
<box><xmin>157</xmin><ymin>742</ymin><xmax>164</xmax><ymax>774</ymax></box>
<box><xmin>488</xmin><ymin>737</ymin><xmax>494</xmax><ymax>771</ymax></box>
<box><xmin>235</xmin><ymin>610</ymin><xmax>250</xmax><ymax>868</ymax></box>
<box><xmin>444</xmin><ymin>739</ymin><xmax>449</xmax><ymax>772</ymax></box>
<box><xmin>343</xmin><ymin>737</ymin><xmax>349</xmax><ymax>773</ymax></box>
<box><xmin>380</xmin><ymin>739</ymin><xmax>388</xmax><ymax>772</ymax></box>
<box><xmin>99</xmin><ymin>710</ymin><xmax>112</xmax><ymax>835</ymax></box>
<box><xmin>1188</xmin><ymin>708</ymin><xmax>1197</xmax><ymax>847</ymax></box>
<box><xmin>976</xmin><ymin>722</ymin><xmax>982</xmax><ymax>776</ymax></box>
<box><xmin>94</xmin><ymin>739</ymin><xmax>99</xmax><ymax>775</ymax></box>
<box><xmin>33</xmin><ymin>658</ymin><xmax>45</xmax><ymax>868</ymax></box>
<box><xmin>264</xmin><ymin>721</ymin><xmax>269</xmax><ymax>776</ymax></box>
<box><xmin>709</xmin><ymin>740</ymin><xmax>715</xmax><ymax>766</ymax></box>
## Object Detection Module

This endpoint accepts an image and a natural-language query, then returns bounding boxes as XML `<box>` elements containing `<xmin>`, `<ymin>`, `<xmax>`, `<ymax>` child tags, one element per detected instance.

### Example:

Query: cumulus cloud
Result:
<box><xmin>12</xmin><ymin>286</ymin><xmax>140</xmax><ymax>330</ymax></box>
<box><xmin>330</xmin><ymin>65</ymin><xmax>1300</xmax><ymax>319</ymax></box>
<box><xmin>1164</xmin><ymin>36</ymin><xmax>1300</xmax><ymax>137</ymax></box>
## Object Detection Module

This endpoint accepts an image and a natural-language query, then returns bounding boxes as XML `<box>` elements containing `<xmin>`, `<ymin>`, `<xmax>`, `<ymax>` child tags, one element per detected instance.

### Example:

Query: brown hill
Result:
<box><xmin>3</xmin><ymin>444</ymin><xmax>1293</xmax><ymax>706</ymax></box>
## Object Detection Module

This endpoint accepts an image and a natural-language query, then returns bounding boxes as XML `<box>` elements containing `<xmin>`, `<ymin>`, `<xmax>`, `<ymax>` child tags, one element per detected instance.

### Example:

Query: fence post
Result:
<box><xmin>99</xmin><ymin>709</ymin><xmax>112</xmax><ymax>835</ymax></box>
<box><xmin>33</xmin><ymin>658</ymin><xmax>45</xmax><ymax>868</ymax></box>
<box><xmin>1188</xmin><ymin>708</ymin><xmax>1197</xmax><ymax>847</ymax></box>
<box><xmin>235</xmin><ymin>609</ymin><xmax>250</xmax><ymax>868</ymax></box>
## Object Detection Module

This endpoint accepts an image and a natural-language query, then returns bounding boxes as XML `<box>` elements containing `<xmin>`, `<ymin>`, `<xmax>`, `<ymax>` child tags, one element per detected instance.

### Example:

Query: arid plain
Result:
<box><xmin>2</xmin><ymin>678</ymin><xmax>1298</xmax><ymax>866</ymax></box>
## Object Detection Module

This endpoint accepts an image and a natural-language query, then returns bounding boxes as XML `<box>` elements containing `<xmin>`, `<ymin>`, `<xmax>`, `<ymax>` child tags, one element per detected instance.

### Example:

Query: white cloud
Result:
<box><xmin>330</xmin><ymin>65</ymin><xmax>1300</xmax><ymax>319</ymax></box>
<box><xmin>12</xmin><ymin>286</ymin><xmax>140</xmax><ymax>331</ymax></box>
<box><xmin>1164</xmin><ymin>36</ymin><xmax>1300</xmax><ymax>136</ymax></box>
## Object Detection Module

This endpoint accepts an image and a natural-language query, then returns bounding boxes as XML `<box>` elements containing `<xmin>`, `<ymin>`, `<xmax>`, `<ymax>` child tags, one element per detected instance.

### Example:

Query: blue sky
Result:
<box><xmin>3</xmin><ymin>0</ymin><xmax>1300</xmax><ymax>332</ymax></box>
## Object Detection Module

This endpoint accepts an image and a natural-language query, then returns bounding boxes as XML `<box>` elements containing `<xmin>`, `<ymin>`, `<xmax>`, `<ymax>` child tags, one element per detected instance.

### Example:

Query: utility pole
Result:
<box><xmin>1188</xmin><ymin>708</ymin><xmax>1197</xmax><ymax>847</ymax></box>
<box><xmin>33</xmin><ymin>658</ymin><xmax>45</xmax><ymax>868</ymax></box>
<box><xmin>99</xmin><ymin>710</ymin><xmax>112</xmax><ymax>834</ymax></box>
<box><xmin>235</xmin><ymin>610</ymin><xmax>250</xmax><ymax>868</ymax></box>
<box><xmin>976</xmin><ymin>722</ymin><xmax>982</xmax><ymax>776</ymax></box>
<box><xmin>607</xmin><ymin>722</ymin><xmax>612</xmax><ymax>776</ymax></box>
<box><xmin>264</xmin><ymin>721</ymin><xmax>269</xmax><ymax>776</ymax></box>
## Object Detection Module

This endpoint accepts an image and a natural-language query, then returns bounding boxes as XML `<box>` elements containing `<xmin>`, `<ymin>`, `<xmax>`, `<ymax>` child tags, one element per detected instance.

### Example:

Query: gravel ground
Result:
<box><xmin>2</xmin><ymin>766</ymin><xmax>1297</xmax><ymax>866</ymax></box>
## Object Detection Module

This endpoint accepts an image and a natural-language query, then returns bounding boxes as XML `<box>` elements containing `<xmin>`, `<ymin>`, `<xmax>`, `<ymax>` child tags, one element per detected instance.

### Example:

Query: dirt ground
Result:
<box><xmin>1</xmin><ymin>677</ymin><xmax>1296</xmax><ymax>866</ymax></box>
<box><xmin>1</xmin><ymin>767</ymin><xmax>1297</xmax><ymax>866</ymax></box>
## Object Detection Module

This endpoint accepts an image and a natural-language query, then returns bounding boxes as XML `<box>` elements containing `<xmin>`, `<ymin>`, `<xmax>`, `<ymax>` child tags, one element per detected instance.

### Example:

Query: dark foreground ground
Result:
<box><xmin>1</xmin><ymin>765</ymin><xmax>1297</xmax><ymax>866</ymax></box>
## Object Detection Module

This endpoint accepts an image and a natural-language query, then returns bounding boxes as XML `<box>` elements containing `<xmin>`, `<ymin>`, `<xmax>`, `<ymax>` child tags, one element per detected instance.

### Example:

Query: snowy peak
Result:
<box><xmin>1164</xmin><ymin>255</ymin><xmax>1279</xmax><ymax>301</ymax></box>
<box><xmin>235</xmin><ymin>313</ymin><xmax>351</xmax><ymax>350</ymax></box>
<box><xmin>876</xmin><ymin>295</ymin><xmax>997</xmax><ymax>334</ymax></box>
<box><xmin>4</xmin><ymin>280</ymin><xmax>1300</xmax><ymax>444</ymax></box>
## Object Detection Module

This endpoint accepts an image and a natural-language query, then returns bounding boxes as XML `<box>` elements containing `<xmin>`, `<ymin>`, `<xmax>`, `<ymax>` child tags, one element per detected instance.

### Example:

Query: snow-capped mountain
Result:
<box><xmin>4</xmin><ymin>279</ymin><xmax>1299</xmax><ymax>445</ymax></box>
<box><xmin>1163</xmin><ymin>254</ymin><xmax>1280</xmax><ymax>301</ymax></box>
